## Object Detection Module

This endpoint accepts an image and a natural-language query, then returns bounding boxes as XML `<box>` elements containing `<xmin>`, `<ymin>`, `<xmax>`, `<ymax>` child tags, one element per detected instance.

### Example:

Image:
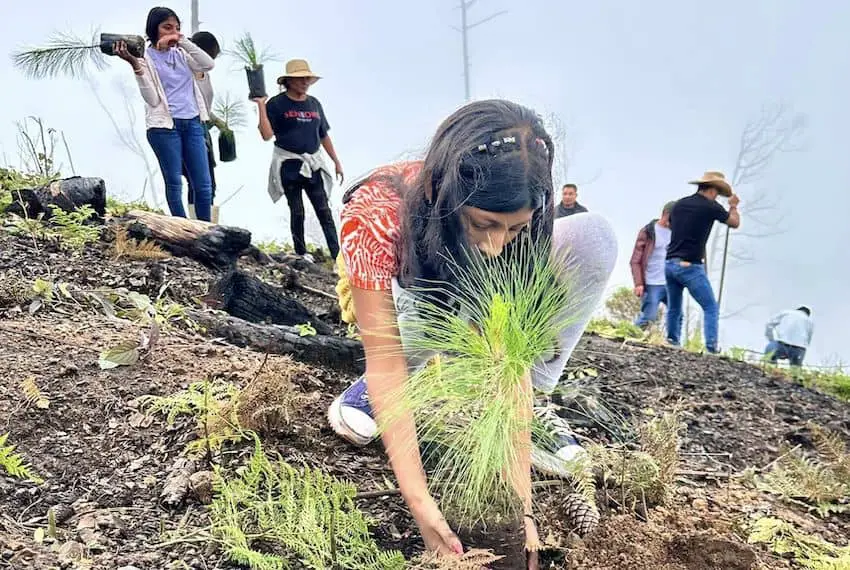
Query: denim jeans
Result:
<box><xmin>147</xmin><ymin>117</ymin><xmax>212</xmax><ymax>221</ymax></box>
<box><xmin>665</xmin><ymin>259</ymin><xmax>719</xmax><ymax>352</ymax></box>
<box><xmin>634</xmin><ymin>284</ymin><xmax>667</xmax><ymax>327</ymax></box>
<box><xmin>183</xmin><ymin>123</ymin><xmax>216</xmax><ymax>205</ymax></box>
<box><xmin>765</xmin><ymin>340</ymin><xmax>806</xmax><ymax>366</ymax></box>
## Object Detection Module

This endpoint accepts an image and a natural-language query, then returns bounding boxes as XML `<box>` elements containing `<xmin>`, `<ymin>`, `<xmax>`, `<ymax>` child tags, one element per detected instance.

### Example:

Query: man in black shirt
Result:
<box><xmin>665</xmin><ymin>171</ymin><xmax>740</xmax><ymax>353</ymax></box>
<box><xmin>555</xmin><ymin>183</ymin><xmax>588</xmax><ymax>218</ymax></box>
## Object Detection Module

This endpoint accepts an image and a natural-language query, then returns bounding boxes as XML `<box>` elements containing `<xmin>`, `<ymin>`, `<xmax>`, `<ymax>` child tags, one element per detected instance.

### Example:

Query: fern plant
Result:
<box><xmin>748</xmin><ymin>517</ymin><xmax>850</xmax><ymax>569</ymax></box>
<box><xmin>210</xmin><ymin>436</ymin><xmax>405</xmax><ymax>570</ymax></box>
<box><xmin>0</xmin><ymin>433</ymin><xmax>42</xmax><ymax>483</ymax></box>
<box><xmin>379</xmin><ymin>236</ymin><xmax>581</xmax><ymax>527</ymax></box>
<box><xmin>111</xmin><ymin>227</ymin><xmax>168</xmax><ymax>261</ymax></box>
<box><xmin>139</xmin><ymin>380</ymin><xmax>244</xmax><ymax>456</ymax></box>
<box><xmin>49</xmin><ymin>205</ymin><xmax>101</xmax><ymax>251</ymax></box>
<box><xmin>756</xmin><ymin>423</ymin><xmax>849</xmax><ymax>516</ymax></box>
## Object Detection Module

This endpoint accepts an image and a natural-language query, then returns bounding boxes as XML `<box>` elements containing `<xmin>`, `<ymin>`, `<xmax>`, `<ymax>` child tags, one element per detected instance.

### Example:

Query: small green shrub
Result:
<box><xmin>211</xmin><ymin>437</ymin><xmax>405</xmax><ymax>570</ymax></box>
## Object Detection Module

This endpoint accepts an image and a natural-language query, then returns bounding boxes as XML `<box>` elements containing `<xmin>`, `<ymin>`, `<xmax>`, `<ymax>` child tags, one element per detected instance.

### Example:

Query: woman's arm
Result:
<box><xmin>508</xmin><ymin>372</ymin><xmax>538</xmax><ymax>558</ymax></box>
<box><xmin>352</xmin><ymin>286</ymin><xmax>462</xmax><ymax>556</ymax></box>
<box><xmin>321</xmin><ymin>136</ymin><xmax>344</xmax><ymax>183</ymax></box>
<box><xmin>178</xmin><ymin>37</ymin><xmax>215</xmax><ymax>72</ymax></box>
<box><xmin>115</xmin><ymin>41</ymin><xmax>160</xmax><ymax>107</ymax></box>
<box><xmin>133</xmin><ymin>60</ymin><xmax>162</xmax><ymax>107</ymax></box>
<box><xmin>254</xmin><ymin>98</ymin><xmax>274</xmax><ymax>141</ymax></box>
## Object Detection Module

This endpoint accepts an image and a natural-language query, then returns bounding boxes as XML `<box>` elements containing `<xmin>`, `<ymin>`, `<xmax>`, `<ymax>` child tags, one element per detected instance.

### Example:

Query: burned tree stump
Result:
<box><xmin>187</xmin><ymin>310</ymin><xmax>364</xmax><ymax>373</ymax></box>
<box><xmin>125</xmin><ymin>210</ymin><xmax>251</xmax><ymax>271</ymax></box>
<box><xmin>206</xmin><ymin>270</ymin><xmax>332</xmax><ymax>335</ymax></box>
<box><xmin>5</xmin><ymin>177</ymin><xmax>107</xmax><ymax>219</ymax></box>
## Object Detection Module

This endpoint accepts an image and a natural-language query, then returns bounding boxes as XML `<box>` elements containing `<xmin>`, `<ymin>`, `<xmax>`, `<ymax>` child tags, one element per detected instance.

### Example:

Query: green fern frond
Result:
<box><xmin>210</xmin><ymin>436</ymin><xmax>405</xmax><ymax>569</ymax></box>
<box><xmin>11</xmin><ymin>30</ymin><xmax>106</xmax><ymax>80</ymax></box>
<box><xmin>0</xmin><ymin>433</ymin><xmax>43</xmax><ymax>483</ymax></box>
<box><xmin>748</xmin><ymin>517</ymin><xmax>850</xmax><ymax>568</ymax></box>
<box><xmin>20</xmin><ymin>377</ymin><xmax>49</xmax><ymax>409</ymax></box>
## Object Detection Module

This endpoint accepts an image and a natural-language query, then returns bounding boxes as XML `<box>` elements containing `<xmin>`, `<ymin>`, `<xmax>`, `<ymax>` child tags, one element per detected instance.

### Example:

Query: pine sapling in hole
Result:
<box><xmin>378</xmin><ymin>234</ymin><xmax>584</xmax><ymax>529</ymax></box>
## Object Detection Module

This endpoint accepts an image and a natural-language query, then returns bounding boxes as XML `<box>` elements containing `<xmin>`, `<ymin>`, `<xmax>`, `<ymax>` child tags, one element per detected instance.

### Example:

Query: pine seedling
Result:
<box><xmin>378</xmin><ymin>235</ymin><xmax>584</xmax><ymax>527</ymax></box>
<box><xmin>11</xmin><ymin>30</ymin><xmax>108</xmax><ymax>79</ymax></box>
<box><xmin>225</xmin><ymin>33</ymin><xmax>276</xmax><ymax>71</ymax></box>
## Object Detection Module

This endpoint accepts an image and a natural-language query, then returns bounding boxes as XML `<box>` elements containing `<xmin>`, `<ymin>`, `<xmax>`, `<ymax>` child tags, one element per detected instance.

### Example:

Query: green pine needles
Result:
<box><xmin>210</xmin><ymin>437</ymin><xmax>405</xmax><ymax>570</ymax></box>
<box><xmin>380</xmin><ymin>235</ymin><xmax>581</xmax><ymax>527</ymax></box>
<box><xmin>11</xmin><ymin>31</ymin><xmax>106</xmax><ymax>80</ymax></box>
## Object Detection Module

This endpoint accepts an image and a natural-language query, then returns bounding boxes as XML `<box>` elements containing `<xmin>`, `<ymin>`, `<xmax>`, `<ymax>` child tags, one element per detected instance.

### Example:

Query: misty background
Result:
<box><xmin>1</xmin><ymin>0</ymin><xmax>847</xmax><ymax>365</ymax></box>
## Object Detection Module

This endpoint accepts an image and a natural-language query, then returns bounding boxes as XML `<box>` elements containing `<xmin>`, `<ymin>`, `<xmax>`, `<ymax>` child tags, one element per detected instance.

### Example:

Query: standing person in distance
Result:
<box><xmin>630</xmin><ymin>201</ymin><xmax>676</xmax><ymax>329</ymax></box>
<box><xmin>115</xmin><ymin>6</ymin><xmax>215</xmax><ymax>221</ymax></box>
<box><xmin>665</xmin><ymin>171</ymin><xmax>740</xmax><ymax>353</ymax></box>
<box><xmin>555</xmin><ymin>183</ymin><xmax>588</xmax><ymax>218</ymax></box>
<box><xmin>254</xmin><ymin>59</ymin><xmax>343</xmax><ymax>262</ymax></box>
<box><xmin>183</xmin><ymin>30</ymin><xmax>224</xmax><ymax>222</ymax></box>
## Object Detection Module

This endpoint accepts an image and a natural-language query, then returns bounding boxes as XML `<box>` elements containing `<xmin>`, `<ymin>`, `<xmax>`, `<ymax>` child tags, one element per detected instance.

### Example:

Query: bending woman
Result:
<box><xmin>115</xmin><ymin>6</ymin><xmax>215</xmax><ymax>221</ymax></box>
<box><xmin>327</xmin><ymin>100</ymin><xmax>617</xmax><ymax>561</ymax></box>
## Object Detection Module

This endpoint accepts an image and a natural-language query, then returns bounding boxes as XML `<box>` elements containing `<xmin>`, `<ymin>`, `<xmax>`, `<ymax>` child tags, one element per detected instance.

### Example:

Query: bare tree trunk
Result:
<box><xmin>706</xmin><ymin>103</ymin><xmax>805</xmax><ymax>333</ymax></box>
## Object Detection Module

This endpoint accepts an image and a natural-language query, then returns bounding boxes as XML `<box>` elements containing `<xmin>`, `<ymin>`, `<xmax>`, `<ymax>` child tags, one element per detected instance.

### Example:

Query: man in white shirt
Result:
<box><xmin>629</xmin><ymin>201</ymin><xmax>675</xmax><ymax>328</ymax></box>
<box><xmin>765</xmin><ymin>306</ymin><xmax>814</xmax><ymax>366</ymax></box>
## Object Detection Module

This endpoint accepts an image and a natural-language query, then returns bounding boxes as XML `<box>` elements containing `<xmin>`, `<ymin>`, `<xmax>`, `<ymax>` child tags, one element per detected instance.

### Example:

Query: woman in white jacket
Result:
<box><xmin>114</xmin><ymin>6</ymin><xmax>215</xmax><ymax>221</ymax></box>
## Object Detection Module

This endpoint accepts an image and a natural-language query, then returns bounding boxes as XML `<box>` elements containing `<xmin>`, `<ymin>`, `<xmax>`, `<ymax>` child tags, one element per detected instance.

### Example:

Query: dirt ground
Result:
<box><xmin>0</xmin><ymin>229</ymin><xmax>848</xmax><ymax>570</ymax></box>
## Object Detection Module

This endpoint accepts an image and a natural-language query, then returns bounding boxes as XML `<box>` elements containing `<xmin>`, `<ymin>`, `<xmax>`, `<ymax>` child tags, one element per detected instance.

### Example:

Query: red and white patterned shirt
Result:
<box><xmin>340</xmin><ymin>161</ymin><xmax>423</xmax><ymax>291</ymax></box>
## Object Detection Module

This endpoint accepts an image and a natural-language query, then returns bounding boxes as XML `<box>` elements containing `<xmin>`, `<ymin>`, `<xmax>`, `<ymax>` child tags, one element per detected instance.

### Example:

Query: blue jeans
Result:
<box><xmin>147</xmin><ymin>117</ymin><xmax>212</xmax><ymax>221</ymax></box>
<box><xmin>665</xmin><ymin>259</ymin><xmax>719</xmax><ymax>352</ymax></box>
<box><xmin>765</xmin><ymin>341</ymin><xmax>806</xmax><ymax>366</ymax></box>
<box><xmin>634</xmin><ymin>284</ymin><xmax>667</xmax><ymax>327</ymax></box>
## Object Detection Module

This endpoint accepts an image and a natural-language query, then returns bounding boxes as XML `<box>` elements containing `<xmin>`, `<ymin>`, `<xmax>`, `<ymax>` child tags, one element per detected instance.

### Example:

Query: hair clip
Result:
<box><xmin>475</xmin><ymin>136</ymin><xmax>519</xmax><ymax>155</ymax></box>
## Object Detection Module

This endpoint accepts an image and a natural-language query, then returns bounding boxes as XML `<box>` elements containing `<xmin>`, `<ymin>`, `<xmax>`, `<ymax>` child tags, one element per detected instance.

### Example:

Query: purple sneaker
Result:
<box><xmin>328</xmin><ymin>376</ymin><xmax>377</xmax><ymax>446</ymax></box>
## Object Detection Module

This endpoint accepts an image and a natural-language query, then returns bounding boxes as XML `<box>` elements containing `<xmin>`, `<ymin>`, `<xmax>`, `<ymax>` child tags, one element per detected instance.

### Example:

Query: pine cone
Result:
<box><xmin>0</xmin><ymin>276</ymin><xmax>32</xmax><ymax>308</ymax></box>
<box><xmin>563</xmin><ymin>492</ymin><xmax>600</xmax><ymax>537</ymax></box>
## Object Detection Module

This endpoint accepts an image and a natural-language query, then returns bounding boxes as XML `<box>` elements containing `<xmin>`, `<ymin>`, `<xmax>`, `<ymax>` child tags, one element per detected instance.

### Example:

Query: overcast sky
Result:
<box><xmin>2</xmin><ymin>0</ymin><xmax>848</xmax><ymax>366</ymax></box>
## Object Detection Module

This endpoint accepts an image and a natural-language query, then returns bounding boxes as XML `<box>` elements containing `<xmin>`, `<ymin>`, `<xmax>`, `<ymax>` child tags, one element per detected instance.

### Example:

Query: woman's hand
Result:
<box><xmin>409</xmin><ymin>493</ymin><xmax>463</xmax><ymax>557</ymax></box>
<box><xmin>524</xmin><ymin>515</ymin><xmax>540</xmax><ymax>570</ymax></box>
<box><xmin>114</xmin><ymin>41</ymin><xmax>139</xmax><ymax>70</ymax></box>
<box><xmin>156</xmin><ymin>33</ymin><xmax>181</xmax><ymax>50</ymax></box>
<box><xmin>252</xmin><ymin>96</ymin><xmax>268</xmax><ymax>105</ymax></box>
<box><xmin>333</xmin><ymin>159</ymin><xmax>345</xmax><ymax>185</ymax></box>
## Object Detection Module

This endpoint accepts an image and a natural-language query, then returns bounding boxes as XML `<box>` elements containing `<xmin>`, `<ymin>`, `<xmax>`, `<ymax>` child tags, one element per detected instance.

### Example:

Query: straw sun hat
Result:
<box><xmin>276</xmin><ymin>59</ymin><xmax>321</xmax><ymax>85</ymax></box>
<box><xmin>689</xmin><ymin>171</ymin><xmax>733</xmax><ymax>197</ymax></box>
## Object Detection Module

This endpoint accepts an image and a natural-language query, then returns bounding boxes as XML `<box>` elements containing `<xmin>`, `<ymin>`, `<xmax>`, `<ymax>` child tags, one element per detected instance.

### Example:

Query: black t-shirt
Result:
<box><xmin>265</xmin><ymin>93</ymin><xmax>329</xmax><ymax>154</ymax></box>
<box><xmin>666</xmin><ymin>193</ymin><xmax>730</xmax><ymax>263</ymax></box>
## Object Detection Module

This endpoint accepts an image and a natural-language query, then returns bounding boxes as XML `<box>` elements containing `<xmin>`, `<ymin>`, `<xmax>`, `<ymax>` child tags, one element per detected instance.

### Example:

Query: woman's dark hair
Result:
<box><xmin>396</xmin><ymin>99</ymin><xmax>555</xmax><ymax>291</ymax></box>
<box><xmin>145</xmin><ymin>7</ymin><xmax>180</xmax><ymax>44</ymax></box>
<box><xmin>190</xmin><ymin>31</ymin><xmax>220</xmax><ymax>58</ymax></box>
<box><xmin>279</xmin><ymin>77</ymin><xmax>293</xmax><ymax>90</ymax></box>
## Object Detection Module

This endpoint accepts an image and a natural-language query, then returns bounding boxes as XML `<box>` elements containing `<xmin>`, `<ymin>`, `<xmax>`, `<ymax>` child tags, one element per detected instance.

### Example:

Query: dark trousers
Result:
<box><xmin>765</xmin><ymin>340</ymin><xmax>806</xmax><ymax>366</ymax></box>
<box><xmin>281</xmin><ymin>160</ymin><xmax>339</xmax><ymax>259</ymax></box>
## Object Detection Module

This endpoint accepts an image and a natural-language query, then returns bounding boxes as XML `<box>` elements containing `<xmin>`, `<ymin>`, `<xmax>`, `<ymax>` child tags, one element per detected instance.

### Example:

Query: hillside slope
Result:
<box><xmin>0</xmin><ymin>224</ymin><xmax>848</xmax><ymax>570</ymax></box>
